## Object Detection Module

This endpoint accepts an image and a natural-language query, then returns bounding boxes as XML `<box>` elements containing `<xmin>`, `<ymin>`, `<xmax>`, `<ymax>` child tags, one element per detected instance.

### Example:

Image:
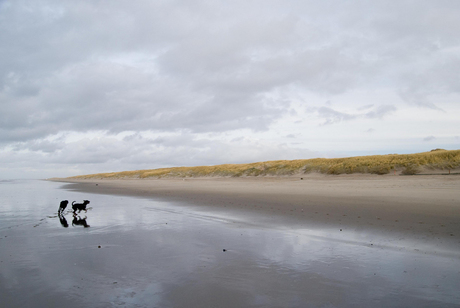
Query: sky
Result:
<box><xmin>1</xmin><ymin>0</ymin><xmax>459</xmax><ymax>179</ymax></box>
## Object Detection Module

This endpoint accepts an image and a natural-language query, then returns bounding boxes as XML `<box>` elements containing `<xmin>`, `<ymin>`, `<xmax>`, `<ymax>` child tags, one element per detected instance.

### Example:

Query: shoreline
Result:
<box><xmin>51</xmin><ymin>174</ymin><xmax>460</xmax><ymax>253</ymax></box>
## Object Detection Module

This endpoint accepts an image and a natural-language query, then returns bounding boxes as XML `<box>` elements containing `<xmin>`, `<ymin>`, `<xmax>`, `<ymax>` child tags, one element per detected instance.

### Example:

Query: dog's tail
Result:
<box><xmin>72</xmin><ymin>201</ymin><xmax>76</xmax><ymax>205</ymax></box>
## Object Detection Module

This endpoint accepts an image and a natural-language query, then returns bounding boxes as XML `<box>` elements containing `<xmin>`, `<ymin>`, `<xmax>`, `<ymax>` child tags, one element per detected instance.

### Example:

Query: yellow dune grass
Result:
<box><xmin>68</xmin><ymin>149</ymin><xmax>460</xmax><ymax>179</ymax></box>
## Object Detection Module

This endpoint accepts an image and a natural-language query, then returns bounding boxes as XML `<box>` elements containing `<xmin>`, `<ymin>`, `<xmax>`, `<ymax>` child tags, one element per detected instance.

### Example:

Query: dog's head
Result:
<box><xmin>83</xmin><ymin>200</ymin><xmax>90</xmax><ymax>205</ymax></box>
<box><xmin>62</xmin><ymin>200</ymin><xmax>69</xmax><ymax>205</ymax></box>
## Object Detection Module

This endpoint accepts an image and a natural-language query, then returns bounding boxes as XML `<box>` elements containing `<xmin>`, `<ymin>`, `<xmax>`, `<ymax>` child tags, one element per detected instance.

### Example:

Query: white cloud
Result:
<box><xmin>310</xmin><ymin>104</ymin><xmax>396</xmax><ymax>125</ymax></box>
<box><xmin>1</xmin><ymin>0</ymin><xmax>460</xmax><ymax>178</ymax></box>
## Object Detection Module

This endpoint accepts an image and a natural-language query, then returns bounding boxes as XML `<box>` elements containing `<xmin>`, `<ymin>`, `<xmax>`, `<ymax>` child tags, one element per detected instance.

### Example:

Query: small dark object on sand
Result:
<box><xmin>72</xmin><ymin>200</ymin><xmax>90</xmax><ymax>214</ymax></box>
<box><xmin>223</xmin><ymin>249</ymin><xmax>227</xmax><ymax>252</ymax></box>
<box><xmin>58</xmin><ymin>200</ymin><xmax>69</xmax><ymax>214</ymax></box>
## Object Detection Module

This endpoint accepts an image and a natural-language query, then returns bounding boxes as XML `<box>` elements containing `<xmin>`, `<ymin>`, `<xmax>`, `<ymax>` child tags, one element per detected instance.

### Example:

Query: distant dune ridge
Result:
<box><xmin>67</xmin><ymin>149</ymin><xmax>460</xmax><ymax>179</ymax></box>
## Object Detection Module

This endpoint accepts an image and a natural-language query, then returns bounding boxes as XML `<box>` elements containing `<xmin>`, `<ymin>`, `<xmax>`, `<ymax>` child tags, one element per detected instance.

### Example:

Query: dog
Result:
<box><xmin>72</xmin><ymin>216</ymin><xmax>90</xmax><ymax>228</ymax></box>
<box><xmin>58</xmin><ymin>200</ymin><xmax>69</xmax><ymax>214</ymax></box>
<box><xmin>72</xmin><ymin>200</ymin><xmax>90</xmax><ymax>214</ymax></box>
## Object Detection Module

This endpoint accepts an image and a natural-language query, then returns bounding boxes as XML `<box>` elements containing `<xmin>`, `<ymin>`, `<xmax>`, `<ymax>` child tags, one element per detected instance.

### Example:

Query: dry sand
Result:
<box><xmin>54</xmin><ymin>173</ymin><xmax>460</xmax><ymax>252</ymax></box>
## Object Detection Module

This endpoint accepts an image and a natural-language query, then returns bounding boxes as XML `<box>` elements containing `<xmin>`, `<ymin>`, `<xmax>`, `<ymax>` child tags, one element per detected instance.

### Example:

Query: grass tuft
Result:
<box><xmin>401</xmin><ymin>164</ymin><xmax>421</xmax><ymax>175</ymax></box>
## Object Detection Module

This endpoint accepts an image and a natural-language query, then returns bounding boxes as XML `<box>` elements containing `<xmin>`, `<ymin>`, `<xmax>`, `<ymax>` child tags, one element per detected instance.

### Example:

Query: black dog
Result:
<box><xmin>58</xmin><ymin>200</ymin><xmax>69</xmax><ymax>214</ymax></box>
<box><xmin>72</xmin><ymin>216</ymin><xmax>90</xmax><ymax>228</ymax></box>
<box><xmin>72</xmin><ymin>200</ymin><xmax>90</xmax><ymax>214</ymax></box>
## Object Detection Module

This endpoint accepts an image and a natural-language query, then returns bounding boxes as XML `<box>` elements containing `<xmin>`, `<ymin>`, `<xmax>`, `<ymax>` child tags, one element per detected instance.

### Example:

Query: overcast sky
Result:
<box><xmin>1</xmin><ymin>0</ymin><xmax>459</xmax><ymax>179</ymax></box>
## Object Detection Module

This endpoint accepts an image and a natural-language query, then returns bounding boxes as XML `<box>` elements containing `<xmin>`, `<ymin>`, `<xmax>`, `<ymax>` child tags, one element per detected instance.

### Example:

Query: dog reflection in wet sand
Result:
<box><xmin>58</xmin><ymin>213</ymin><xmax>69</xmax><ymax>228</ymax></box>
<box><xmin>72</xmin><ymin>200</ymin><xmax>90</xmax><ymax>214</ymax></box>
<box><xmin>72</xmin><ymin>215</ymin><xmax>90</xmax><ymax>228</ymax></box>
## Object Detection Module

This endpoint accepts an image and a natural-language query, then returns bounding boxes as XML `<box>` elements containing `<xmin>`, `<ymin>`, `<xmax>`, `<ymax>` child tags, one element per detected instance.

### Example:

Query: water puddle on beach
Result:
<box><xmin>0</xmin><ymin>180</ymin><xmax>459</xmax><ymax>307</ymax></box>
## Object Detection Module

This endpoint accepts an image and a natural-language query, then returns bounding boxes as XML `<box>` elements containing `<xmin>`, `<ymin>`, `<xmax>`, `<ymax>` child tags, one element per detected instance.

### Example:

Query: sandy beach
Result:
<box><xmin>2</xmin><ymin>178</ymin><xmax>460</xmax><ymax>307</ymax></box>
<box><xmin>56</xmin><ymin>173</ymin><xmax>460</xmax><ymax>252</ymax></box>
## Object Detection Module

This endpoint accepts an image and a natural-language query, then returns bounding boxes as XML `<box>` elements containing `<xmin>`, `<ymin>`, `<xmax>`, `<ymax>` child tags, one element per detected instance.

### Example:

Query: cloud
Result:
<box><xmin>0</xmin><ymin>131</ymin><xmax>319</xmax><ymax>178</ymax></box>
<box><xmin>423</xmin><ymin>136</ymin><xmax>436</xmax><ymax>142</ymax></box>
<box><xmin>364</xmin><ymin>105</ymin><xmax>397</xmax><ymax>119</ymax></box>
<box><xmin>357</xmin><ymin>104</ymin><xmax>374</xmax><ymax>111</ymax></box>
<box><xmin>313</xmin><ymin>104</ymin><xmax>396</xmax><ymax>125</ymax></box>
<box><xmin>316</xmin><ymin>107</ymin><xmax>357</xmax><ymax>125</ymax></box>
<box><xmin>1</xmin><ymin>0</ymin><xmax>459</xmax><ymax>178</ymax></box>
<box><xmin>13</xmin><ymin>139</ymin><xmax>64</xmax><ymax>153</ymax></box>
<box><xmin>3</xmin><ymin>0</ymin><xmax>455</xmax><ymax>141</ymax></box>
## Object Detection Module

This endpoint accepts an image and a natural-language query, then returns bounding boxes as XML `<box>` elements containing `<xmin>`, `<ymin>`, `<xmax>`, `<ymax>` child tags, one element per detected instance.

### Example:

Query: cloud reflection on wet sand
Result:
<box><xmin>0</xmin><ymin>180</ymin><xmax>459</xmax><ymax>307</ymax></box>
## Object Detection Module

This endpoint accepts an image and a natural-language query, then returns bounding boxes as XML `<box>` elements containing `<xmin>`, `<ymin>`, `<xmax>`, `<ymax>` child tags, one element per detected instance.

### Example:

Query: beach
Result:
<box><xmin>56</xmin><ymin>174</ymin><xmax>460</xmax><ymax>253</ymax></box>
<box><xmin>1</xmin><ymin>177</ymin><xmax>460</xmax><ymax>307</ymax></box>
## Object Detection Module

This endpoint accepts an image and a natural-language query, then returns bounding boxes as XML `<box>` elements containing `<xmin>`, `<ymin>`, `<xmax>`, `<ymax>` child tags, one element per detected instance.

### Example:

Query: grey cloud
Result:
<box><xmin>13</xmin><ymin>139</ymin><xmax>64</xmax><ymax>153</ymax></box>
<box><xmin>358</xmin><ymin>104</ymin><xmax>374</xmax><ymax>111</ymax></box>
<box><xmin>121</xmin><ymin>136</ymin><xmax>318</xmax><ymax>168</ymax></box>
<box><xmin>423</xmin><ymin>136</ymin><xmax>436</xmax><ymax>142</ymax></box>
<box><xmin>365</xmin><ymin>105</ymin><xmax>397</xmax><ymax>119</ymax></box>
<box><xmin>396</xmin><ymin>56</ymin><xmax>460</xmax><ymax>110</ymax></box>
<box><xmin>314</xmin><ymin>104</ymin><xmax>396</xmax><ymax>125</ymax></box>
<box><xmin>1</xmin><ymin>0</ymin><xmax>459</xmax><ymax>178</ymax></box>
<box><xmin>1</xmin><ymin>132</ymin><xmax>319</xmax><ymax>178</ymax></box>
<box><xmin>2</xmin><ymin>1</ymin><xmax>457</xmax><ymax>140</ymax></box>
<box><xmin>230</xmin><ymin>136</ymin><xmax>244</xmax><ymax>143</ymax></box>
<box><xmin>316</xmin><ymin>107</ymin><xmax>357</xmax><ymax>125</ymax></box>
<box><xmin>55</xmin><ymin>137</ymin><xmax>137</xmax><ymax>164</ymax></box>
<box><xmin>398</xmin><ymin>89</ymin><xmax>443</xmax><ymax>110</ymax></box>
<box><xmin>122</xmin><ymin>133</ymin><xmax>143</xmax><ymax>142</ymax></box>
<box><xmin>1</xmin><ymin>60</ymin><xmax>283</xmax><ymax>142</ymax></box>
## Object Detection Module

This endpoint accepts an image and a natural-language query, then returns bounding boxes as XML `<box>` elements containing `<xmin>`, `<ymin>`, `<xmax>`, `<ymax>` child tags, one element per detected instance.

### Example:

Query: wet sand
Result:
<box><xmin>2</xmin><ymin>177</ymin><xmax>460</xmax><ymax>307</ymax></box>
<box><xmin>56</xmin><ymin>174</ymin><xmax>460</xmax><ymax>253</ymax></box>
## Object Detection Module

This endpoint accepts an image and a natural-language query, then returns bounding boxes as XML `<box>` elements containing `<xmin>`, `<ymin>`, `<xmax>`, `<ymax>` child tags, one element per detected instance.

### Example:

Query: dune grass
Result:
<box><xmin>68</xmin><ymin>149</ymin><xmax>460</xmax><ymax>179</ymax></box>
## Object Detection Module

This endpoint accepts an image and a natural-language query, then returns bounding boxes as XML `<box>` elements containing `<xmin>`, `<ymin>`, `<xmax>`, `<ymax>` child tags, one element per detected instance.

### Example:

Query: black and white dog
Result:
<box><xmin>58</xmin><ymin>200</ymin><xmax>69</xmax><ymax>214</ymax></box>
<box><xmin>72</xmin><ymin>200</ymin><xmax>90</xmax><ymax>214</ymax></box>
